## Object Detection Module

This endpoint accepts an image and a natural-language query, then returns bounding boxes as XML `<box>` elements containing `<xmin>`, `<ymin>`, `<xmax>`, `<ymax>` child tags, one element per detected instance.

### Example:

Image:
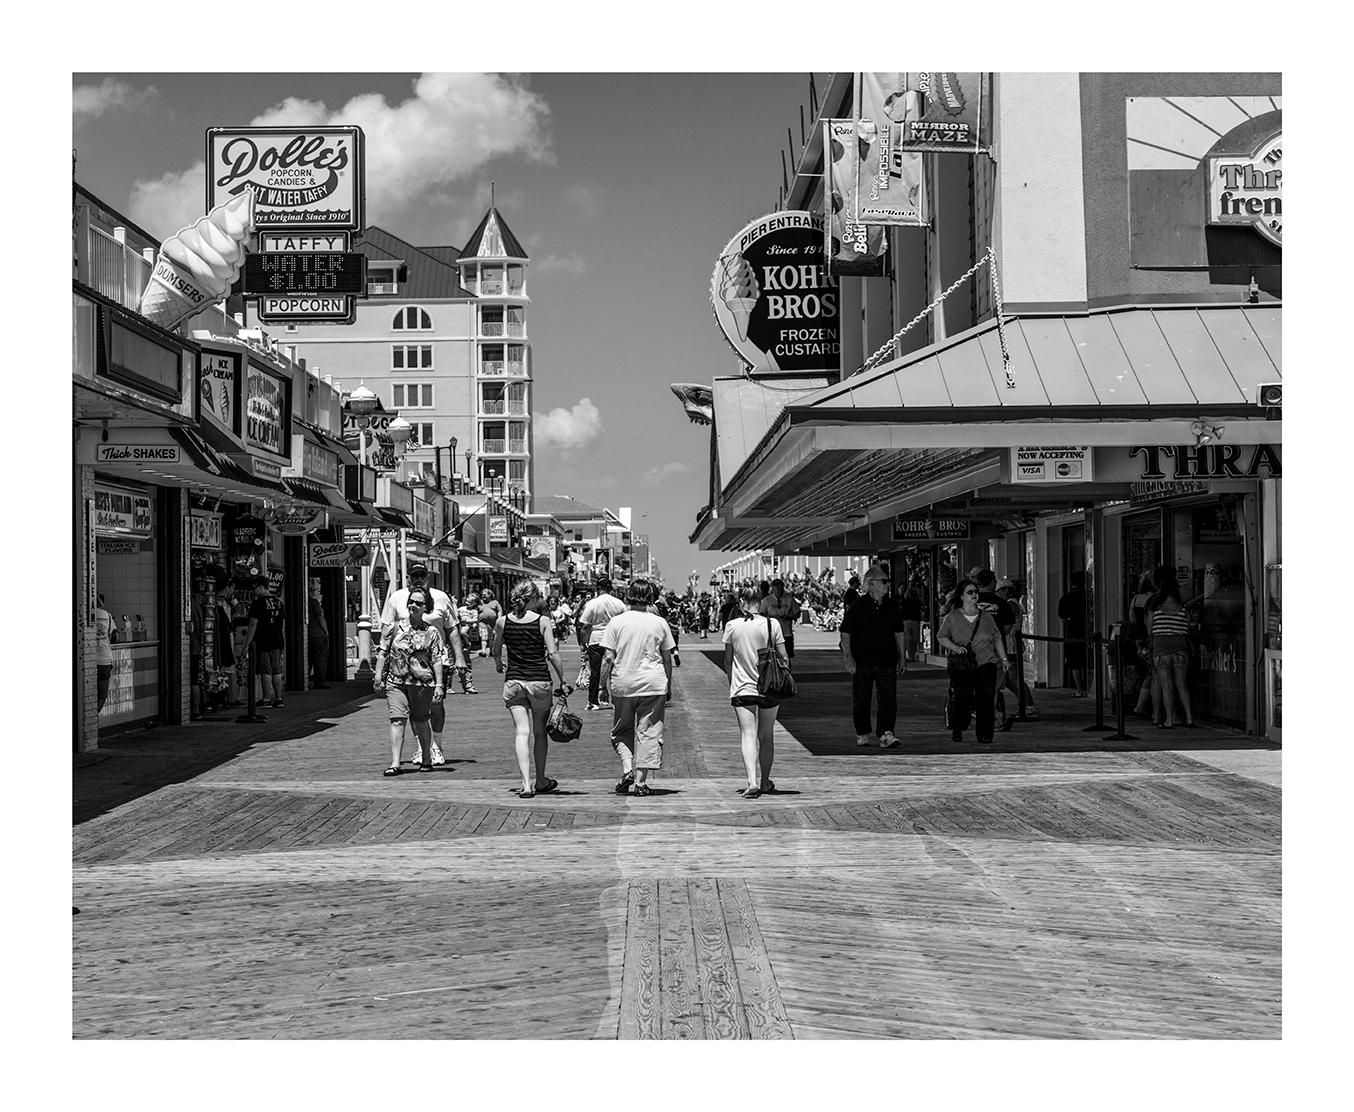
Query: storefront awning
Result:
<box><xmin>378</xmin><ymin>508</ymin><xmax>413</xmax><ymax>529</ymax></box>
<box><xmin>343</xmin><ymin>498</ymin><xmax>383</xmax><ymax>525</ymax></box>
<box><xmin>464</xmin><ymin>552</ymin><xmax>532</xmax><ymax>576</ymax></box>
<box><xmin>698</xmin><ymin>302</ymin><xmax>1281</xmax><ymax>553</ymax></box>
<box><xmin>283</xmin><ymin>476</ymin><xmax>350</xmax><ymax>511</ymax></box>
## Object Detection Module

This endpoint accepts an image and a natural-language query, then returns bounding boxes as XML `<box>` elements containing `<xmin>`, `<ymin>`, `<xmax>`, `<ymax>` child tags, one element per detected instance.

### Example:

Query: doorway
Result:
<box><xmin>1059</xmin><ymin>524</ymin><xmax>1086</xmax><ymax>688</ymax></box>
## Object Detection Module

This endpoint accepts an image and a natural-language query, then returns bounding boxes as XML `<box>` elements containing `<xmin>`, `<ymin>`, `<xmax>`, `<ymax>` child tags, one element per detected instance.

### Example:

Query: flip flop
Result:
<box><xmin>740</xmin><ymin>786</ymin><xmax>763</xmax><ymax>799</ymax></box>
<box><xmin>519</xmin><ymin>787</ymin><xmax>536</xmax><ymax>799</ymax></box>
<box><xmin>534</xmin><ymin>778</ymin><xmax>559</xmax><ymax>795</ymax></box>
<box><xmin>383</xmin><ymin>766</ymin><xmax>401</xmax><ymax>777</ymax></box>
<box><xmin>419</xmin><ymin>763</ymin><xmax>434</xmax><ymax>773</ymax></box>
<box><xmin>614</xmin><ymin>773</ymin><xmax>635</xmax><ymax>794</ymax></box>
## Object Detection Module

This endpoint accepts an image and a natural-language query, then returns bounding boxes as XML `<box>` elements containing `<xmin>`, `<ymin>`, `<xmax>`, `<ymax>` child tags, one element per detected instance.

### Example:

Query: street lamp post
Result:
<box><xmin>346</xmin><ymin>383</ymin><xmax>380</xmax><ymax>676</ymax></box>
<box><xmin>385</xmin><ymin>417</ymin><xmax>414</xmax><ymax>584</ymax></box>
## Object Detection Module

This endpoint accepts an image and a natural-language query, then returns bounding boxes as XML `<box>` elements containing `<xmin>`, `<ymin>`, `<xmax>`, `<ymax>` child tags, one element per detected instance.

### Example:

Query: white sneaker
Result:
<box><xmin>430</xmin><ymin>742</ymin><xmax>445</xmax><ymax>766</ymax></box>
<box><xmin>856</xmin><ymin>734</ymin><xmax>875</xmax><ymax>748</ymax></box>
<box><xmin>879</xmin><ymin>731</ymin><xmax>902</xmax><ymax>749</ymax></box>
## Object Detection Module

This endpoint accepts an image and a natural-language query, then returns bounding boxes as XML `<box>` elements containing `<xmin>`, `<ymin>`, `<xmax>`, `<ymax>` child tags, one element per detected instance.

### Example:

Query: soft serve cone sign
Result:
<box><xmin>138</xmin><ymin>191</ymin><xmax>255</xmax><ymax>331</ymax></box>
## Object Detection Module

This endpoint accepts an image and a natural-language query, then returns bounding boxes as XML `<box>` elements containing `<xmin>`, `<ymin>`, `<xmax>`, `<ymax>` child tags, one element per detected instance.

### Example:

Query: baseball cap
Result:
<box><xmin>409</xmin><ymin>562</ymin><xmax>428</xmax><ymax>576</ymax></box>
<box><xmin>996</xmin><ymin>578</ymin><xmax>1014</xmax><ymax>592</ymax></box>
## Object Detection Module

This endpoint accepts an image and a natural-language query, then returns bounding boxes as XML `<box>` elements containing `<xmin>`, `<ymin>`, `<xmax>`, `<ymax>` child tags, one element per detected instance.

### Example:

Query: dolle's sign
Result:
<box><xmin>1209</xmin><ymin>131</ymin><xmax>1281</xmax><ymax>247</ymax></box>
<box><xmin>309</xmin><ymin>541</ymin><xmax>370</xmax><ymax>568</ymax></box>
<box><xmin>207</xmin><ymin>127</ymin><xmax>365</xmax><ymax>230</ymax></box>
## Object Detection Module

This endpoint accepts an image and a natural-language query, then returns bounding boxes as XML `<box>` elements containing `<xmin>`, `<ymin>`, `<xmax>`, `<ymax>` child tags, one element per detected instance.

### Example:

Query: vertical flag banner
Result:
<box><xmin>858</xmin><ymin>72</ymin><xmax>993</xmax><ymax>155</ymax></box>
<box><xmin>824</xmin><ymin>120</ymin><xmax>889</xmax><ymax>276</ymax></box>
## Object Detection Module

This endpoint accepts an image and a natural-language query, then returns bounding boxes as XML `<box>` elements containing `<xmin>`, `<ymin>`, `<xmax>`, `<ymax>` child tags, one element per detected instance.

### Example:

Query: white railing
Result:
<box><xmin>481</xmin><ymin>438</ymin><xmax>506</xmax><ymax>453</ymax></box>
<box><xmin>505</xmin><ymin>323</ymin><xmax>525</xmax><ymax>337</ymax></box>
<box><xmin>481</xmin><ymin>321</ymin><xmax>504</xmax><ymax>336</ymax></box>
<box><xmin>506</xmin><ymin>402</ymin><xmax>527</xmax><ymax>416</ymax></box>
<box><xmin>481</xmin><ymin>399</ymin><xmax>506</xmax><ymax>415</ymax></box>
<box><xmin>507</xmin><ymin>281</ymin><xmax>525</xmax><ymax>295</ymax></box>
<box><xmin>480</xmin><ymin>280</ymin><xmax>504</xmax><ymax>295</ymax></box>
<box><xmin>480</xmin><ymin>359</ymin><xmax>505</xmax><ymax>375</ymax></box>
<box><xmin>505</xmin><ymin>361</ymin><xmax>525</xmax><ymax>376</ymax></box>
<box><xmin>508</xmin><ymin>440</ymin><xmax>527</xmax><ymax>454</ymax></box>
<box><xmin>367</xmin><ymin>282</ymin><xmax>399</xmax><ymax>295</ymax></box>
<box><xmin>88</xmin><ymin>226</ymin><xmax>151</xmax><ymax>311</ymax></box>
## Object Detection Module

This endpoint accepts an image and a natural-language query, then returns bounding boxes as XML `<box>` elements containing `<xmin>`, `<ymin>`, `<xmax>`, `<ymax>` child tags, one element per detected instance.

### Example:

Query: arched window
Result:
<box><xmin>392</xmin><ymin>306</ymin><xmax>432</xmax><ymax>331</ymax></box>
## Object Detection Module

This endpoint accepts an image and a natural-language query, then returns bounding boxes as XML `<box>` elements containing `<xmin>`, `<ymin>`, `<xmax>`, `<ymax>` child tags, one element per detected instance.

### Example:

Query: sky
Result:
<box><xmin>72</xmin><ymin>71</ymin><xmax>820</xmax><ymax>584</ymax></box>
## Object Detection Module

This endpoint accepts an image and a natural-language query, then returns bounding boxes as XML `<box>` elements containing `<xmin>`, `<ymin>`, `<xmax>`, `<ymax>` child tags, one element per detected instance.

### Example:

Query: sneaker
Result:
<box><xmin>271</xmin><ymin>698</ymin><xmax>285</xmax><ymax>708</ymax></box>
<box><xmin>465</xmin><ymin>686</ymin><xmax>478</xmax><ymax>695</ymax></box>
<box><xmin>856</xmin><ymin>734</ymin><xmax>875</xmax><ymax>748</ymax></box>
<box><xmin>879</xmin><ymin>731</ymin><xmax>902</xmax><ymax>749</ymax></box>
<box><xmin>598</xmin><ymin>700</ymin><xmax>614</xmax><ymax>710</ymax></box>
<box><xmin>430</xmin><ymin>742</ymin><xmax>445</xmax><ymax>766</ymax></box>
<box><xmin>586</xmin><ymin>703</ymin><xmax>600</xmax><ymax>711</ymax></box>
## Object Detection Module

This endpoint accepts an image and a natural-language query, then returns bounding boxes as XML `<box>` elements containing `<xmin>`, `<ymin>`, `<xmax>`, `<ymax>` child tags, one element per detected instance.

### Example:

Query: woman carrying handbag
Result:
<box><xmin>938</xmin><ymin>579</ymin><xmax>1007</xmax><ymax>745</ymax></box>
<box><xmin>722</xmin><ymin>585</ymin><xmax>790</xmax><ymax>798</ymax></box>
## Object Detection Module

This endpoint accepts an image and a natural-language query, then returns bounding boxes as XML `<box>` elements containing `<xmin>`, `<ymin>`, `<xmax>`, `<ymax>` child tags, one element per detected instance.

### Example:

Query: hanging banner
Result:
<box><xmin>858</xmin><ymin>72</ymin><xmax>992</xmax><ymax>155</ymax></box>
<box><xmin>711</xmin><ymin>210</ymin><xmax>839</xmax><ymax>374</ymax></box>
<box><xmin>189</xmin><ymin>512</ymin><xmax>224</xmax><ymax>549</ymax></box>
<box><xmin>309</xmin><ymin>541</ymin><xmax>371</xmax><ymax>568</ymax></box>
<box><xmin>824</xmin><ymin>120</ymin><xmax>889</xmax><ymax>277</ymax></box>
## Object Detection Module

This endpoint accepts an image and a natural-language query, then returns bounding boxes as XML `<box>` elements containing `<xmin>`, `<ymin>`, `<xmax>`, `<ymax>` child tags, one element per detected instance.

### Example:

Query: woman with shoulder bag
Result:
<box><xmin>373</xmin><ymin>587</ymin><xmax>449</xmax><ymax>776</ymax></box>
<box><xmin>492</xmin><ymin>581</ymin><xmax>569</xmax><ymax>798</ymax></box>
<box><xmin>1146</xmin><ymin>565</ymin><xmax>1196</xmax><ymax>729</ymax></box>
<box><xmin>722</xmin><ymin>585</ymin><xmax>789</xmax><ymax>798</ymax></box>
<box><xmin>938</xmin><ymin>580</ymin><xmax>1007</xmax><ymax>745</ymax></box>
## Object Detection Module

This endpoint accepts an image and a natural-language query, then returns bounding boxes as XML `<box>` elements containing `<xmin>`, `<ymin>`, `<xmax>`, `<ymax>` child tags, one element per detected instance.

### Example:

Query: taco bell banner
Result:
<box><xmin>825</xmin><ymin>120</ymin><xmax>890</xmax><ymax>276</ymax></box>
<box><xmin>857</xmin><ymin>72</ymin><xmax>993</xmax><ymax>155</ymax></box>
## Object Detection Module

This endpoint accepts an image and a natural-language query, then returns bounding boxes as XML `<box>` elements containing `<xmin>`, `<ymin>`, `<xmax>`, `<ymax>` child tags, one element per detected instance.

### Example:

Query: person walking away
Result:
<box><xmin>1129</xmin><ymin>572</ymin><xmax>1159</xmax><ymax>718</ymax></box>
<box><xmin>842</xmin><ymin>573</ymin><xmax>862</xmax><ymax>610</ymax></box>
<box><xmin>188</xmin><ymin>577</ymin><xmax>206</xmax><ymax>720</ymax></box>
<box><xmin>974</xmin><ymin>570</ymin><xmax>1018</xmax><ymax>731</ymax></box>
<box><xmin>1058</xmin><ymin>570</ymin><xmax>1089</xmax><ymax>697</ymax></box>
<box><xmin>578</xmin><ymin>576</ymin><xmax>626</xmax><ymax>710</ymax></box>
<box><xmin>760</xmin><ymin>577</ymin><xmax>799</xmax><ymax>672</ymax></box>
<box><xmin>599</xmin><ymin>578</ymin><xmax>674</xmax><ymax>796</ymax></box>
<box><xmin>372</xmin><ymin>587</ymin><xmax>448</xmax><ymax>776</ymax></box>
<box><xmin>492</xmin><ymin>581</ymin><xmax>568</xmax><ymax>797</ymax></box>
<box><xmin>212</xmin><ymin>575</ymin><xmax>239</xmax><ymax>706</ymax></box>
<box><xmin>457</xmin><ymin>592</ymin><xmax>482</xmax><ymax>686</ymax></box>
<box><xmin>477</xmin><ymin>588</ymin><xmax>503</xmax><ymax>658</ymax></box>
<box><xmin>900</xmin><ymin>585</ymin><xmax>923</xmax><ymax>663</ymax></box>
<box><xmin>307</xmin><ymin>577</ymin><xmax>330</xmax><ymax>689</ymax></box>
<box><xmin>94</xmin><ymin>595</ymin><xmax>114</xmax><ymax>712</ymax></box>
<box><xmin>698</xmin><ymin>594</ymin><xmax>712</xmax><ymax>640</ymax></box>
<box><xmin>649</xmin><ymin>596</ymin><xmax>680</xmax><ymax>704</ymax></box>
<box><xmin>996</xmin><ymin>579</ymin><xmax>1039</xmax><ymax>720</ymax></box>
<box><xmin>242</xmin><ymin>576</ymin><xmax>287</xmax><ymax>708</ymax></box>
<box><xmin>938</xmin><ymin>580</ymin><xmax>1008</xmax><ymax>744</ymax></box>
<box><xmin>382</xmin><ymin>562</ymin><xmax>470</xmax><ymax>763</ymax></box>
<box><xmin>723</xmin><ymin>585</ymin><xmax>788</xmax><ymax>797</ymax></box>
<box><xmin>1146</xmin><ymin>565</ymin><xmax>1196</xmax><ymax>728</ymax></box>
<box><xmin>839</xmin><ymin>563</ymin><xmax>909</xmax><ymax>749</ymax></box>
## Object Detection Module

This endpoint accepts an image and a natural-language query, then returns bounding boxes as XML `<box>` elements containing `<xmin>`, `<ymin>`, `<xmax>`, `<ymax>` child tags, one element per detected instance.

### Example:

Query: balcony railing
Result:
<box><xmin>367</xmin><ymin>281</ymin><xmax>399</xmax><ymax>295</ymax></box>
<box><xmin>480</xmin><ymin>359</ymin><xmax>504</xmax><ymax>375</ymax></box>
<box><xmin>481</xmin><ymin>399</ymin><xmax>506</xmax><ymax>415</ymax></box>
<box><xmin>88</xmin><ymin>227</ymin><xmax>151</xmax><ymax>311</ymax></box>
<box><xmin>506</xmin><ymin>402</ymin><xmax>527</xmax><ymax>416</ymax></box>
<box><xmin>504</xmin><ymin>323</ymin><xmax>525</xmax><ymax>337</ymax></box>
<box><xmin>480</xmin><ymin>280</ymin><xmax>504</xmax><ymax>295</ymax></box>
<box><xmin>481</xmin><ymin>321</ymin><xmax>504</xmax><ymax>336</ymax></box>
<box><xmin>481</xmin><ymin>438</ymin><xmax>506</xmax><ymax>453</ymax></box>
<box><xmin>508</xmin><ymin>439</ymin><xmax>527</xmax><ymax>454</ymax></box>
<box><xmin>506</xmin><ymin>361</ymin><xmax>525</xmax><ymax>376</ymax></box>
<box><xmin>507</xmin><ymin>280</ymin><xmax>525</xmax><ymax>296</ymax></box>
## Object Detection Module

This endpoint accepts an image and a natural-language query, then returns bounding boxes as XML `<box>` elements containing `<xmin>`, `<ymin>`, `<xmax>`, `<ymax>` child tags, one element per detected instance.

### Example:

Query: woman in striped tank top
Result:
<box><xmin>492</xmin><ymin>581</ymin><xmax>567</xmax><ymax>797</ymax></box>
<box><xmin>1147</xmin><ymin>565</ymin><xmax>1196</xmax><ymax>728</ymax></box>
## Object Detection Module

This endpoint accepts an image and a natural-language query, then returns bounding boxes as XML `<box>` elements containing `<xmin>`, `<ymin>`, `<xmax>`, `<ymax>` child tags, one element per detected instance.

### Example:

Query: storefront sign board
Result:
<box><xmin>711</xmin><ymin>211</ymin><xmax>840</xmax><ymax>375</ymax></box>
<box><xmin>488</xmin><ymin>515</ymin><xmax>510</xmax><ymax>545</ymax></box>
<box><xmin>96</xmin><ymin>444</ymin><xmax>182</xmax><ymax>465</ymax></box>
<box><xmin>272</xmin><ymin>508</ymin><xmax>326</xmax><ymax>535</ymax></box>
<box><xmin>189</xmin><ymin>513</ymin><xmax>223</xmax><ymax>549</ymax></box>
<box><xmin>412</xmin><ymin>498</ymin><xmax>435</xmax><ymax>539</ymax></box>
<box><xmin>207</xmin><ymin>126</ymin><xmax>365</xmax><ymax>230</ymax></box>
<box><xmin>86</xmin><ymin>499</ymin><xmax>97</xmax><ymax>624</ymax></box>
<box><xmin>252</xmin><ymin>457</ymin><xmax>283</xmax><ymax>480</ymax></box>
<box><xmin>1100</xmin><ymin>443</ymin><xmax>1282</xmax><ymax>482</ymax></box>
<box><xmin>94</xmin><ymin>484</ymin><xmax>153</xmax><ymax>537</ymax></box>
<box><xmin>286</xmin><ymin>435</ymin><xmax>340</xmax><ymax>487</ymax></box>
<box><xmin>1011</xmin><ymin>446</ymin><xmax>1093</xmax><ymax>484</ymax></box>
<box><xmin>243</xmin><ymin>252</ymin><xmax>366</xmax><ymax>297</ymax></box>
<box><xmin>892</xmin><ymin>516</ymin><xmax>969</xmax><ymax>542</ymax></box>
<box><xmin>1208</xmin><ymin>131</ymin><xmax>1281</xmax><ymax>247</ymax></box>
<box><xmin>198</xmin><ymin>349</ymin><xmax>242</xmax><ymax>437</ymax></box>
<box><xmin>245</xmin><ymin>362</ymin><xmax>289</xmax><ymax>457</ymax></box>
<box><xmin>267</xmin><ymin>568</ymin><xmax>286</xmax><ymax>593</ymax></box>
<box><xmin>256</xmin><ymin>295</ymin><xmax>357</xmax><ymax>325</ymax></box>
<box><xmin>261</xmin><ymin>233</ymin><xmax>351</xmax><ymax>252</ymax></box>
<box><xmin>1130</xmin><ymin>479</ymin><xmax>1212</xmax><ymax>505</ymax></box>
<box><xmin>309</xmin><ymin>541</ymin><xmax>370</xmax><ymax>568</ymax></box>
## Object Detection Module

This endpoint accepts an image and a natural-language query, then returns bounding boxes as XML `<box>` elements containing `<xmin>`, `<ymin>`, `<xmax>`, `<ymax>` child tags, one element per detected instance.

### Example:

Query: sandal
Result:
<box><xmin>519</xmin><ymin>787</ymin><xmax>536</xmax><ymax>799</ymax></box>
<box><xmin>614</xmin><ymin>772</ymin><xmax>635</xmax><ymax>795</ymax></box>
<box><xmin>759</xmin><ymin>780</ymin><xmax>776</xmax><ymax>794</ymax></box>
<box><xmin>534</xmin><ymin>778</ymin><xmax>559</xmax><ymax>795</ymax></box>
<box><xmin>740</xmin><ymin>787</ymin><xmax>763</xmax><ymax>799</ymax></box>
<box><xmin>632</xmin><ymin>783</ymin><xmax>652</xmax><ymax>797</ymax></box>
<box><xmin>382</xmin><ymin>766</ymin><xmax>401</xmax><ymax>777</ymax></box>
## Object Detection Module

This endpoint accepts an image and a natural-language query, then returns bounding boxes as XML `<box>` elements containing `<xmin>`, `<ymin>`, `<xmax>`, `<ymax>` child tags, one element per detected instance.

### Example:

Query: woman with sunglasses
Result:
<box><xmin>373</xmin><ymin>586</ymin><xmax>449</xmax><ymax>776</ymax></box>
<box><xmin>938</xmin><ymin>579</ymin><xmax>1007</xmax><ymax>744</ymax></box>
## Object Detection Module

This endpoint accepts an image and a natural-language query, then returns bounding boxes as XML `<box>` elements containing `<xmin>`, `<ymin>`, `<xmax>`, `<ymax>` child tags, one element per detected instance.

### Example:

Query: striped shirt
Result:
<box><xmin>500</xmin><ymin>613</ymin><xmax>550</xmax><ymax>682</ymax></box>
<box><xmin>1149</xmin><ymin>601</ymin><xmax>1190</xmax><ymax>651</ymax></box>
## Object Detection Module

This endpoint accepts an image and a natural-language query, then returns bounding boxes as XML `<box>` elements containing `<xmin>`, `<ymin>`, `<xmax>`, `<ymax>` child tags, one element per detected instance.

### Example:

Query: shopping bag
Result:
<box><xmin>547</xmin><ymin>693</ymin><xmax>583</xmax><ymax>744</ymax></box>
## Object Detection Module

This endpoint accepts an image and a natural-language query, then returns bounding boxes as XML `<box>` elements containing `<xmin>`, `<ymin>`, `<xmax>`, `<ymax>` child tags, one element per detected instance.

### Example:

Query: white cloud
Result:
<box><xmin>642</xmin><ymin>461</ymin><xmax>692</xmax><ymax>485</ymax></box>
<box><xmin>534</xmin><ymin>398</ymin><xmax>602</xmax><ymax>452</ymax></box>
<box><xmin>125</xmin><ymin>73</ymin><xmax>552</xmax><ymax>239</ymax></box>
<box><xmin>535</xmin><ymin>253</ymin><xmax>587</xmax><ymax>275</ymax></box>
<box><xmin>564</xmin><ymin>183</ymin><xmax>599</xmax><ymax>218</ymax></box>
<box><xmin>73</xmin><ymin>79</ymin><xmax>157</xmax><ymax>122</ymax></box>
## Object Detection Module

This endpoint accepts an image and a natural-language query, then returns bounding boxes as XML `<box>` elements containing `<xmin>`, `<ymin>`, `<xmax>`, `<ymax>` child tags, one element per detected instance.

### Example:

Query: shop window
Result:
<box><xmin>392</xmin><ymin>383</ymin><xmax>434</xmax><ymax>409</ymax></box>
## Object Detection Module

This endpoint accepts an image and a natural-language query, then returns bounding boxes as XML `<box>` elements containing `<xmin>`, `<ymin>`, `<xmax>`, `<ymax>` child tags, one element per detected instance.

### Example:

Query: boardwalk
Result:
<box><xmin>72</xmin><ymin>637</ymin><xmax>1281</xmax><ymax>1039</ymax></box>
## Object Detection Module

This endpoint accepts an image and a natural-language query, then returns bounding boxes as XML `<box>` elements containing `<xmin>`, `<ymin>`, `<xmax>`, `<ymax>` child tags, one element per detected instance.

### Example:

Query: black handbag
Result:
<box><xmin>546</xmin><ymin>692</ymin><xmax>582</xmax><ymax>744</ymax></box>
<box><xmin>946</xmin><ymin>612</ymin><xmax>984</xmax><ymax>675</ymax></box>
<box><xmin>756</xmin><ymin>616</ymin><xmax>797</xmax><ymax>700</ymax></box>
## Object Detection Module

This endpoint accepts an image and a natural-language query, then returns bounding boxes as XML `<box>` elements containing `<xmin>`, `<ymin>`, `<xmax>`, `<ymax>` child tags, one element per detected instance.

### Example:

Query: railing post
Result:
<box><xmin>235</xmin><ymin>643</ymin><xmax>268</xmax><ymax>723</ymax></box>
<box><xmin>1106</xmin><ymin>626</ymin><xmax>1139</xmax><ymax>742</ymax></box>
<box><xmin>1083</xmin><ymin>632</ymin><xmax>1114</xmax><ymax>733</ymax></box>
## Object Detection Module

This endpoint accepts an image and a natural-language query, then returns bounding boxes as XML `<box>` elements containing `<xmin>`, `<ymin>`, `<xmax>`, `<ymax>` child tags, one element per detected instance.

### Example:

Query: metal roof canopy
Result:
<box><xmin>699</xmin><ymin>303</ymin><xmax>1280</xmax><ymax>553</ymax></box>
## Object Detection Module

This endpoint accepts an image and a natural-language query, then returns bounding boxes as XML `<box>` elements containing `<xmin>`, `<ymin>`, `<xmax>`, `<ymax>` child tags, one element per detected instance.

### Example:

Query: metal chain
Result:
<box><xmin>857</xmin><ymin>246</ymin><xmax>1015</xmax><ymax>390</ymax></box>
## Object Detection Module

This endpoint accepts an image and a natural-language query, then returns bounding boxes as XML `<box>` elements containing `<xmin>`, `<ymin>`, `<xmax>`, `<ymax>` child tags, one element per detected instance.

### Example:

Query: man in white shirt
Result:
<box><xmin>599</xmin><ymin>579</ymin><xmax>674</xmax><ymax>796</ymax></box>
<box><xmin>759</xmin><ymin>577</ymin><xmax>800</xmax><ymax>671</ymax></box>
<box><xmin>578</xmin><ymin>576</ymin><xmax>627</xmax><ymax>710</ymax></box>
<box><xmin>380</xmin><ymin>562</ymin><xmax>469</xmax><ymax>764</ymax></box>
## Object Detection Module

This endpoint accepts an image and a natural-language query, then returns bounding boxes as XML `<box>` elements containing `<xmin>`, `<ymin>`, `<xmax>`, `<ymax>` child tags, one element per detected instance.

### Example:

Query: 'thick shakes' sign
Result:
<box><xmin>711</xmin><ymin>211</ymin><xmax>840</xmax><ymax>374</ymax></box>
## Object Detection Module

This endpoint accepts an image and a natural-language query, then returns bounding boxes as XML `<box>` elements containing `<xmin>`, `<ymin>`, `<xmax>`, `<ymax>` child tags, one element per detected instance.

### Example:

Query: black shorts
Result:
<box><xmin>784</xmin><ymin>635</ymin><xmax>795</xmax><ymax>659</ymax></box>
<box><xmin>731</xmin><ymin>694</ymin><xmax>779</xmax><ymax>709</ymax></box>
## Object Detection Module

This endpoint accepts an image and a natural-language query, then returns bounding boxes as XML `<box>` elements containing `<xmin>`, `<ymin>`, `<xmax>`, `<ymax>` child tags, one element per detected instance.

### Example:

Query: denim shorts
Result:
<box><xmin>1153</xmin><ymin>650</ymin><xmax>1189</xmax><ymax>668</ymax></box>
<box><xmin>503</xmin><ymin>679</ymin><xmax>553</xmax><ymax>711</ymax></box>
<box><xmin>731</xmin><ymin>694</ymin><xmax>779</xmax><ymax>709</ymax></box>
<box><xmin>387</xmin><ymin>684</ymin><xmax>434</xmax><ymax>722</ymax></box>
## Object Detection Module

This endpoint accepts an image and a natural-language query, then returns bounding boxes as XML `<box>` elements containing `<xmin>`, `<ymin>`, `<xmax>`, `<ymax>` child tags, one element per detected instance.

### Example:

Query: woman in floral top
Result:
<box><xmin>374</xmin><ymin>587</ymin><xmax>450</xmax><ymax>776</ymax></box>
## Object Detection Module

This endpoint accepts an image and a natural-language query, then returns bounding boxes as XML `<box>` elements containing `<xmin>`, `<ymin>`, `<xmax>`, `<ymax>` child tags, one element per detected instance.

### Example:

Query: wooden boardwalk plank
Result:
<box><xmin>718</xmin><ymin>878</ymin><xmax>794</xmax><ymax>1039</ymax></box>
<box><xmin>688</xmin><ymin>877</ymin><xmax>748</xmax><ymax>1039</ymax></box>
<box><xmin>618</xmin><ymin>880</ymin><xmax>659</xmax><ymax>1039</ymax></box>
<box><xmin>657</xmin><ymin>879</ymin><xmax>704</xmax><ymax>1040</ymax></box>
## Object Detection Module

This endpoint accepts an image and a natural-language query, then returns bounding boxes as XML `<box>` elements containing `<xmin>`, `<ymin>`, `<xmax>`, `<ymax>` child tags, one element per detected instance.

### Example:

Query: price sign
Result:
<box><xmin>242</xmin><ymin>252</ymin><xmax>366</xmax><ymax>296</ymax></box>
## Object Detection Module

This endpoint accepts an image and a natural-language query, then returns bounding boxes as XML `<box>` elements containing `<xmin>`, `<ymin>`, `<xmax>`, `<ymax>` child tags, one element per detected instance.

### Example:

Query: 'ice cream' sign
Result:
<box><xmin>711</xmin><ymin>211</ymin><xmax>840</xmax><ymax>374</ymax></box>
<box><xmin>207</xmin><ymin>126</ymin><xmax>365</xmax><ymax>231</ymax></box>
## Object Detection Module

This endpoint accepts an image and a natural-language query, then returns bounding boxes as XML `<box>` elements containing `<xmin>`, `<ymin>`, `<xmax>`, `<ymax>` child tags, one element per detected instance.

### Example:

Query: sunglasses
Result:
<box><xmin>963</xmin><ymin>588</ymin><xmax>979</xmax><ymax>596</ymax></box>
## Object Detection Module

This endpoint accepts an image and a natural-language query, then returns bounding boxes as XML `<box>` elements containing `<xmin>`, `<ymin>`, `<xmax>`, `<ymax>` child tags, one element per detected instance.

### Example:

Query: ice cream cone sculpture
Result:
<box><xmin>138</xmin><ymin>191</ymin><xmax>255</xmax><ymax>331</ymax></box>
<box><xmin>718</xmin><ymin>253</ymin><xmax>759</xmax><ymax>342</ymax></box>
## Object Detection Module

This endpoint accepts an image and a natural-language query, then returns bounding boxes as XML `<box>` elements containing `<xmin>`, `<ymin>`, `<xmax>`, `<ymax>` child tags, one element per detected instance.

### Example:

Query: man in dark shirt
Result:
<box><xmin>842</xmin><ymin>573</ymin><xmax>862</xmax><ymax>610</ymax></box>
<box><xmin>974</xmin><ymin>569</ymin><xmax>1016</xmax><ymax>729</ymax></box>
<box><xmin>243</xmin><ymin>577</ymin><xmax>287</xmax><ymax>708</ymax></box>
<box><xmin>307</xmin><ymin>577</ymin><xmax>330</xmax><ymax>689</ymax></box>
<box><xmin>839</xmin><ymin>564</ymin><xmax>908</xmax><ymax>749</ymax></box>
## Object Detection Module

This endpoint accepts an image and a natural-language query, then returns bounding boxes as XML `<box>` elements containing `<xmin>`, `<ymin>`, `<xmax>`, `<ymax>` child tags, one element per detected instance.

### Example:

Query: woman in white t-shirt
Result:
<box><xmin>722</xmin><ymin>585</ymin><xmax>788</xmax><ymax>799</ymax></box>
<box><xmin>599</xmin><ymin>579</ymin><xmax>675</xmax><ymax>797</ymax></box>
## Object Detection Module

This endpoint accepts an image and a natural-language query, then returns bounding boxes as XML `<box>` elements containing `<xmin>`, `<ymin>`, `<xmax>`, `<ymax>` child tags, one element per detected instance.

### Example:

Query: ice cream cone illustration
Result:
<box><xmin>138</xmin><ymin>192</ymin><xmax>255</xmax><ymax>331</ymax></box>
<box><xmin>718</xmin><ymin>253</ymin><xmax>759</xmax><ymax>341</ymax></box>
